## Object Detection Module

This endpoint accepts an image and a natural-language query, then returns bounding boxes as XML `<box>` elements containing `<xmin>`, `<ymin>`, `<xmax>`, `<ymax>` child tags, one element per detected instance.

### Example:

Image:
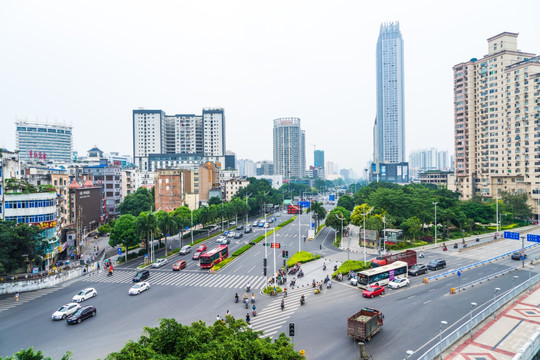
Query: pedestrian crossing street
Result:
<box><xmin>81</xmin><ymin>269</ymin><xmax>268</xmax><ymax>290</ymax></box>
<box><xmin>250</xmin><ymin>286</ymin><xmax>313</xmax><ymax>338</ymax></box>
<box><xmin>0</xmin><ymin>286</ymin><xmax>62</xmax><ymax>313</ymax></box>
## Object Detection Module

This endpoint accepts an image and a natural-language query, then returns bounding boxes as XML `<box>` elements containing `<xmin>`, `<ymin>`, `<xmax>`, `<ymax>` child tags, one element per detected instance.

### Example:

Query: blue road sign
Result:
<box><xmin>457</xmin><ymin>271</ymin><xmax>461</xmax><ymax>277</ymax></box>
<box><xmin>504</xmin><ymin>231</ymin><xmax>520</xmax><ymax>240</ymax></box>
<box><xmin>527</xmin><ymin>234</ymin><xmax>540</xmax><ymax>243</ymax></box>
<box><xmin>117</xmin><ymin>248</ymin><xmax>122</xmax><ymax>255</ymax></box>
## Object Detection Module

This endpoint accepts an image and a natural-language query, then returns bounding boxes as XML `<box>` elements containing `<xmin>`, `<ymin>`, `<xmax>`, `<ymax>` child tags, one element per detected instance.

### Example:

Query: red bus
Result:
<box><xmin>288</xmin><ymin>205</ymin><xmax>300</xmax><ymax>214</ymax></box>
<box><xmin>199</xmin><ymin>245</ymin><xmax>228</xmax><ymax>269</ymax></box>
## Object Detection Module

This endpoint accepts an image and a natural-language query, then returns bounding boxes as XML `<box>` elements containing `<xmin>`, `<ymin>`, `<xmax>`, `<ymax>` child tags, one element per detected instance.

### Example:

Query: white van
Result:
<box><xmin>179</xmin><ymin>245</ymin><xmax>192</xmax><ymax>255</ymax></box>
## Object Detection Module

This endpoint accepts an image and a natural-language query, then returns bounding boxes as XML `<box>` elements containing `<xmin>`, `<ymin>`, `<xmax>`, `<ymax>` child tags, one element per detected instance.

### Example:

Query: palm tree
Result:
<box><xmin>157</xmin><ymin>211</ymin><xmax>179</xmax><ymax>256</ymax></box>
<box><xmin>308</xmin><ymin>201</ymin><xmax>327</xmax><ymax>229</ymax></box>
<box><xmin>135</xmin><ymin>211</ymin><xmax>157</xmax><ymax>254</ymax></box>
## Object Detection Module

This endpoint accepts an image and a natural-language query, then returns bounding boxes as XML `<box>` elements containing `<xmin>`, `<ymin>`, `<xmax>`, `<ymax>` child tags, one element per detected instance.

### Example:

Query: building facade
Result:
<box><xmin>452</xmin><ymin>32</ymin><xmax>540</xmax><ymax>219</ymax></box>
<box><xmin>373</xmin><ymin>22</ymin><xmax>405</xmax><ymax>165</ymax></box>
<box><xmin>273</xmin><ymin>117</ymin><xmax>305</xmax><ymax>179</ymax></box>
<box><xmin>83</xmin><ymin>164</ymin><xmax>122</xmax><ymax>216</ymax></box>
<box><xmin>223</xmin><ymin>178</ymin><xmax>249</xmax><ymax>202</ymax></box>
<box><xmin>16</xmin><ymin>121</ymin><xmax>73</xmax><ymax>162</ymax></box>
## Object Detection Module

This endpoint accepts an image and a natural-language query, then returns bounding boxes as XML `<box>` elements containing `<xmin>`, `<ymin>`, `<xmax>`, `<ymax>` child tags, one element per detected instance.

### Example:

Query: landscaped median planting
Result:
<box><xmin>263</xmin><ymin>285</ymin><xmax>283</xmax><ymax>295</ymax></box>
<box><xmin>331</xmin><ymin>260</ymin><xmax>370</xmax><ymax>278</ymax></box>
<box><xmin>210</xmin><ymin>217</ymin><xmax>297</xmax><ymax>271</ymax></box>
<box><xmin>286</xmin><ymin>251</ymin><xmax>321</xmax><ymax>268</ymax></box>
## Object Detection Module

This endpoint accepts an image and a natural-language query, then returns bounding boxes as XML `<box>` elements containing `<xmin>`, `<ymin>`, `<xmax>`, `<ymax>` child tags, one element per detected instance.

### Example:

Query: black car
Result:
<box><xmin>236</xmin><ymin>225</ymin><xmax>244</xmax><ymax>230</ymax></box>
<box><xmin>427</xmin><ymin>259</ymin><xmax>446</xmax><ymax>271</ymax></box>
<box><xmin>66</xmin><ymin>305</ymin><xmax>96</xmax><ymax>324</ymax></box>
<box><xmin>234</xmin><ymin>232</ymin><xmax>243</xmax><ymax>239</ymax></box>
<box><xmin>511</xmin><ymin>252</ymin><xmax>527</xmax><ymax>260</ymax></box>
<box><xmin>133</xmin><ymin>270</ymin><xmax>150</xmax><ymax>282</ymax></box>
<box><xmin>408</xmin><ymin>264</ymin><xmax>428</xmax><ymax>276</ymax></box>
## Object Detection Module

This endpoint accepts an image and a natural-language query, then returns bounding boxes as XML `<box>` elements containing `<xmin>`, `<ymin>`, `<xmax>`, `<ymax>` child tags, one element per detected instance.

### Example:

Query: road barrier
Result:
<box><xmin>416</xmin><ymin>273</ymin><xmax>540</xmax><ymax>360</ymax></box>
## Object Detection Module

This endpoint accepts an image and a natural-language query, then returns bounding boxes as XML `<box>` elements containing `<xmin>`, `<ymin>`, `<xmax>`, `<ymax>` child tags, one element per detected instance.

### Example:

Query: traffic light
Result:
<box><xmin>285</xmin><ymin>250</ymin><xmax>289</xmax><ymax>258</ymax></box>
<box><xmin>263</xmin><ymin>267</ymin><xmax>267</xmax><ymax>276</ymax></box>
<box><xmin>282</xmin><ymin>250</ymin><xmax>286</xmax><ymax>257</ymax></box>
<box><xmin>283</xmin><ymin>259</ymin><xmax>286</xmax><ymax>267</ymax></box>
<box><xmin>263</xmin><ymin>258</ymin><xmax>267</xmax><ymax>267</ymax></box>
<box><xmin>289</xmin><ymin>323</ymin><xmax>295</xmax><ymax>337</ymax></box>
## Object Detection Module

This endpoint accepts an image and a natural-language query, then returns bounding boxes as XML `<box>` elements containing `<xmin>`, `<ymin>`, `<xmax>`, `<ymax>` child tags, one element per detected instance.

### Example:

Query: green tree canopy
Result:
<box><xmin>105</xmin><ymin>318</ymin><xmax>302</xmax><ymax>360</ymax></box>
<box><xmin>500</xmin><ymin>192</ymin><xmax>532</xmax><ymax>220</ymax></box>
<box><xmin>325</xmin><ymin>206</ymin><xmax>350</xmax><ymax>233</ymax></box>
<box><xmin>337</xmin><ymin>195</ymin><xmax>355</xmax><ymax>211</ymax></box>
<box><xmin>0</xmin><ymin>220</ymin><xmax>46</xmax><ymax>274</ymax></box>
<box><xmin>108</xmin><ymin>214</ymin><xmax>139</xmax><ymax>260</ymax></box>
<box><xmin>118</xmin><ymin>187</ymin><xmax>154</xmax><ymax>217</ymax></box>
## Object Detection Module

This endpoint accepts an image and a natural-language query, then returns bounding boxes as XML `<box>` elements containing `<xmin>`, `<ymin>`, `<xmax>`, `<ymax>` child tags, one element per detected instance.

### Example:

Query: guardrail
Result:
<box><xmin>416</xmin><ymin>273</ymin><xmax>540</xmax><ymax>360</ymax></box>
<box><xmin>513</xmin><ymin>328</ymin><xmax>540</xmax><ymax>360</ymax></box>
<box><xmin>458</xmin><ymin>268</ymin><xmax>516</xmax><ymax>291</ymax></box>
<box><xmin>427</xmin><ymin>243</ymin><xmax>539</xmax><ymax>282</ymax></box>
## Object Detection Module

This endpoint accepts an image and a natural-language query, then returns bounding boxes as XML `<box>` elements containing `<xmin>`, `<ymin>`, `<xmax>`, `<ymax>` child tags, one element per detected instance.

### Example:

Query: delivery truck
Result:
<box><xmin>347</xmin><ymin>308</ymin><xmax>384</xmax><ymax>341</ymax></box>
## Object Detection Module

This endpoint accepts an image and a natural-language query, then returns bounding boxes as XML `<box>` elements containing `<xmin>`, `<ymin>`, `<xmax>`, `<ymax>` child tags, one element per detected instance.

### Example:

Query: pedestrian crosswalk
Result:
<box><xmin>0</xmin><ymin>286</ymin><xmax>62</xmax><ymax>313</ymax></box>
<box><xmin>81</xmin><ymin>269</ymin><xmax>268</xmax><ymax>290</ymax></box>
<box><xmin>250</xmin><ymin>286</ymin><xmax>313</xmax><ymax>338</ymax></box>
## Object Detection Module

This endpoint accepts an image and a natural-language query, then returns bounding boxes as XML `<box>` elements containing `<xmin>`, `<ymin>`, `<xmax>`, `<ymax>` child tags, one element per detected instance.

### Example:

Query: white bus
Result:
<box><xmin>356</xmin><ymin>261</ymin><xmax>408</xmax><ymax>289</ymax></box>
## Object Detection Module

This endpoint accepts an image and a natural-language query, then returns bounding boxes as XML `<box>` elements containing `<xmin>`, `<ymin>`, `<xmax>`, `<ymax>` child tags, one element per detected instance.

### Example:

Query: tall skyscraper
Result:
<box><xmin>273</xmin><ymin>117</ymin><xmax>305</xmax><ymax>179</ymax></box>
<box><xmin>373</xmin><ymin>22</ymin><xmax>405</xmax><ymax>165</ymax></box>
<box><xmin>452</xmin><ymin>32</ymin><xmax>540</xmax><ymax>220</ymax></box>
<box><xmin>16</xmin><ymin>121</ymin><xmax>73</xmax><ymax>162</ymax></box>
<box><xmin>314</xmin><ymin>149</ymin><xmax>325</xmax><ymax>178</ymax></box>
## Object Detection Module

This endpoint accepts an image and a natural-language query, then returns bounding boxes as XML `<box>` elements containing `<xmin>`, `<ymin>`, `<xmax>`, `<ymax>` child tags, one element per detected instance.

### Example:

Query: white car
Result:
<box><xmin>129</xmin><ymin>281</ymin><xmax>150</xmax><ymax>295</ymax></box>
<box><xmin>72</xmin><ymin>288</ymin><xmax>97</xmax><ymax>302</ymax></box>
<box><xmin>152</xmin><ymin>258</ymin><xmax>168</xmax><ymax>268</ymax></box>
<box><xmin>217</xmin><ymin>236</ymin><xmax>227</xmax><ymax>243</ymax></box>
<box><xmin>388</xmin><ymin>277</ymin><xmax>410</xmax><ymax>289</ymax></box>
<box><xmin>52</xmin><ymin>303</ymin><xmax>81</xmax><ymax>320</ymax></box>
<box><xmin>227</xmin><ymin>232</ymin><xmax>236</xmax><ymax>238</ymax></box>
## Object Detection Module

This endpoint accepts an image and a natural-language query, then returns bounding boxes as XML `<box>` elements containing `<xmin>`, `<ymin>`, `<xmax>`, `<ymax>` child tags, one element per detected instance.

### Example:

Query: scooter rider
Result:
<box><xmin>300</xmin><ymin>294</ymin><xmax>305</xmax><ymax>305</ymax></box>
<box><xmin>246</xmin><ymin>313</ymin><xmax>251</xmax><ymax>324</ymax></box>
<box><xmin>280</xmin><ymin>298</ymin><xmax>285</xmax><ymax>311</ymax></box>
<box><xmin>246</xmin><ymin>283</ymin><xmax>251</xmax><ymax>292</ymax></box>
<box><xmin>235</xmin><ymin>293</ymin><xmax>239</xmax><ymax>303</ymax></box>
<box><xmin>251</xmin><ymin>293</ymin><xmax>255</xmax><ymax>303</ymax></box>
<box><xmin>252</xmin><ymin>304</ymin><xmax>256</xmax><ymax>316</ymax></box>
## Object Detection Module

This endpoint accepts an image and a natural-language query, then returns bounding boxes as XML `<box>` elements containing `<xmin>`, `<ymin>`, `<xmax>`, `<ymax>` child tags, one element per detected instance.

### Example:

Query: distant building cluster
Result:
<box><xmin>409</xmin><ymin>148</ymin><xmax>450</xmax><ymax>180</ymax></box>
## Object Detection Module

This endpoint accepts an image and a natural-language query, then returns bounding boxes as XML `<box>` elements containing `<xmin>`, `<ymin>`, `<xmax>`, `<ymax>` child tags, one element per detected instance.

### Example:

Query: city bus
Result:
<box><xmin>356</xmin><ymin>261</ymin><xmax>408</xmax><ymax>289</ymax></box>
<box><xmin>199</xmin><ymin>245</ymin><xmax>229</xmax><ymax>269</ymax></box>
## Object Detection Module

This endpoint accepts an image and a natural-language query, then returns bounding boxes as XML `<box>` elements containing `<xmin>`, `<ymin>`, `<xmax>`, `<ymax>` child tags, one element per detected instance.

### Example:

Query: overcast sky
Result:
<box><xmin>1</xmin><ymin>0</ymin><xmax>538</xmax><ymax>176</ymax></box>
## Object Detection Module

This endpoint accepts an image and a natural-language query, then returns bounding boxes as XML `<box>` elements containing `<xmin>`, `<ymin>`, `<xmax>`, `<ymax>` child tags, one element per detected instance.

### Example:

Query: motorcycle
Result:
<box><xmin>300</xmin><ymin>297</ymin><xmax>305</xmax><ymax>306</ymax></box>
<box><xmin>246</xmin><ymin>314</ymin><xmax>251</xmax><ymax>324</ymax></box>
<box><xmin>290</xmin><ymin>279</ymin><xmax>296</xmax><ymax>287</ymax></box>
<box><xmin>252</xmin><ymin>306</ymin><xmax>257</xmax><ymax>317</ymax></box>
<box><xmin>298</xmin><ymin>271</ymin><xmax>304</xmax><ymax>278</ymax></box>
<box><xmin>453</xmin><ymin>243</ymin><xmax>458</xmax><ymax>249</ymax></box>
<box><xmin>280</xmin><ymin>301</ymin><xmax>285</xmax><ymax>311</ymax></box>
<box><xmin>323</xmin><ymin>264</ymin><xmax>326</xmax><ymax>270</ymax></box>
<box><xmin>312</xmin><ymin>280</ymin><xmax>316</xmax><ymax>288</ymax></box>
<box><xmin>234</xmin><ymin>296</ymin><xmax>239</xmax><ymax>303</ymax></box>
<box><xmin>334</xmin><ymin>265</ymin><xmax>338</xmax><ymax>271</ymax></box>
<box><xmin>314</xmin><ymin>288</ymin><xmax>321</xmax><ymax>295</ymax></box>
<box><xmin>251</xmin><ymin>297</ymin><xmax>255</xmax><ymax>304</ymax></box>
<box><xmin>476</xmin><ymin>237</ymin><xmax>480</xmax><ymax>242</ymax></box>
<box><xmin>443</xmin><ymin>246</ymin><xmax>448</xmax><ymax>251</ymax></box>
<box><xmin>246</xmin><ymin>285</ymin><xmax>251</xmax><ymax>292</ymax></box>
<box><xmin>107</xmin><ymin>270</ymin><xmax>113</xmax><ymax>277</ymax></box>
<box><xmin>327</xmin><ymin>282</ymin><xmax>332</xmax><ymax>289</ymax></box>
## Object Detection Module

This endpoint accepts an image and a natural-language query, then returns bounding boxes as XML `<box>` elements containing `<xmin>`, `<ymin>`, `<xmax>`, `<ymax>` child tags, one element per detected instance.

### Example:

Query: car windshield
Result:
<box><xmin>132</xmin><ymin>284</ymin><xmax>142</xmax><ymax>288</ymax></box>
<box><xmin>77</xmin><ymin>291</ymin><xmax>85</xmax><ymax>295</ymax></box>
<box><xmin>429</xmin><ymin>261</ymin><xmax>438</xmax><ymax>265</ymax></box>
<box><xmin>73</xmin><ymin>309</ymin><xmax>84</xmax><ymax>316</ymax></box>
<box><xmin>58</xmin><ymin>305</ymin><xmax>68</xmax><ymax>312</ymax></box>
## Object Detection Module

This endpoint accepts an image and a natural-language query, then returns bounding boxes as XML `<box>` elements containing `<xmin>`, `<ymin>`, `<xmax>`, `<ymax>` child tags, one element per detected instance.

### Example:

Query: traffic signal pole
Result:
<box><xmin>273</xmin><ymin>230</ymin><xmax>276</xmax><ymax>278</ymax></box>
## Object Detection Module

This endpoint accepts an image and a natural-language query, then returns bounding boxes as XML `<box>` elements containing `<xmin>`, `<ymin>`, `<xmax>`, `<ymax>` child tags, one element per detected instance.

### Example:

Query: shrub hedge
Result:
<box><xmin>286</xmin><ymin>251</ymin><xmax>320</xmax><ymax>268</ymax></box>
<box><xmin>331</xmin><ymin>260</ymin><xmax>370</xmax><ymax>278</ymax></box>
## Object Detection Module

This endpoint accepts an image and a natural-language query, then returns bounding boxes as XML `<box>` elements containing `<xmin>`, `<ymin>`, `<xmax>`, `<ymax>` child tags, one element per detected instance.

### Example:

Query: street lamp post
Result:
<box><xmin>439</xmin><ymin>320</ymin><xmax>448</xmax><ymax>360</ymax></box>
<box><xmin>361</xmin><ymin>207</ymin><xmax>373</xmax><ymax>264</ymax></box>
<box><xmin>493</xmin><ymin>287</ymin><xmax>501</xmax><ymax>319</ymax></box>
<box><xmin>495</xmin><ymin>191</ymin><xmax>499</xmax><ymax>235</ymax></box>
<box><xmin>383</xmin><ymin>215</ymin><xmax>386</xmax><ymax>255</ymax></box>
<box><xmin>512</xmin><ymin>275</ymin><xmax>519</xmax><ymax>304</ymax></box>
<box><xmin>404</xmin><ymin>350</ymin><xmax>414</xmax><ymax>360</ymax></box>
<box><xmin>336</xmin><ymin>213</ymin><xmax>345</xmax><ymax>259</ymax></box>
<box><xmin>433</xmin><ymin>202</ymin><xmax>438</xmax><ymax>246</ymax></box>
<box><xmin>298</xmin><ymin>204</ymin><xmax>303</xmax><ymax>252</ymax></box>
<box><xmin>469</xmin><ymin>302</ymin><xmax>477</xmax><ymax>339</ymax></box>
<box><xmin>191</xmin><ymin>208</ymin><xmax>194</xmax><ymax>245</ymax></box>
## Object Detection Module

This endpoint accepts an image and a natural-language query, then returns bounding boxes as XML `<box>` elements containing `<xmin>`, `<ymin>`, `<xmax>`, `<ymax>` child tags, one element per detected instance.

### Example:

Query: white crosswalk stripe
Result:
<box><xmin>249</xmin><ymin>287</ymin><xmax>313</xmax><ymax>338</ymax></box>
<box><xmin>0</xmin><ymin>287</ymin><xmax>63</xmax><ymax>314</ymax></box>
<box><xmin>80</xmin><ymin>269</ymin><xmax>267</xmax><ymax>290</ymax></box>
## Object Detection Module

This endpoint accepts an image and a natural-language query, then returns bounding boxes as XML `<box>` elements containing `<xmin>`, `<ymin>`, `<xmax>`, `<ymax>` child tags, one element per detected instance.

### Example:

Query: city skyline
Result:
<box><xmin>1</xmin><ymin>1</ymin><xmax>538</xmax><ymax>174</ymax></box>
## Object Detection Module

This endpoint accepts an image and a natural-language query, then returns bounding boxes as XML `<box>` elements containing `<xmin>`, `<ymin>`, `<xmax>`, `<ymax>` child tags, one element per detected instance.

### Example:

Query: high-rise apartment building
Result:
<box><xmin>451</xmin><ymin>32</ymin><xmax>540</xmax><ymax>219</ymax></box>
<box><xmin>409</xmin><ymin>148</ymin><xmax>450</xmax><ymax>180</ymax></box>
<box><xmin>273</xmin><ymin>117</ymin><xmax>305</xmax><ymax>179</ymax></box>
<box><xmin>133</xmin><ymin>108</ymin><xmax>226</xmax><ymax>174</ymax></box>
<box><xmin>16</xmin><ymin>121</ymin><xmax>73</xmax><ymax>162</ymax></box>
<box><xmin>373</xmin><ymin>22</ymin><xmax>405</xmax><ymax>165</ymax></box>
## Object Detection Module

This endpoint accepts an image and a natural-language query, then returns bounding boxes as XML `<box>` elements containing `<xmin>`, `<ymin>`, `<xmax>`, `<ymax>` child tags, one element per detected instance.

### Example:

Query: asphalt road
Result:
<box><xmin>1</xmin><ymin>217</ymin><xmax>538</xmax><ymax>360</ymax></box>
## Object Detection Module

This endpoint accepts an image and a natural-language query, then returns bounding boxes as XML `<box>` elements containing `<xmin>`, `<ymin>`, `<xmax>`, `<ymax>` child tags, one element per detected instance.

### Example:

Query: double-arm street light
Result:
<box><xmin>335</xmin><ymin>213</ymin><xmax>346</xmax><ymax>259</ymax></box>
<box><xmin>361</xmin><ymin>206</ymin><xmax>374</xmax><ymax>264</ymax></box>
<box><xmin>512</xmin><ymin>275</ymin><xmax>519</xmax><ymax>304</ymax></box>
<box><xmin>493</xmin><ymin>287</ymin><xmax>501</xmax><ymax>319</ymax></box>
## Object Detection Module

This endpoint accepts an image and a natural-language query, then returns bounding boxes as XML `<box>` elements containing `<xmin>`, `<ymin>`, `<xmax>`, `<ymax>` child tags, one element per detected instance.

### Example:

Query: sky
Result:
<box><xmin>1</xmin><ymin>0</ymin><xmax>539</xmax><ymax>176</ymax></box>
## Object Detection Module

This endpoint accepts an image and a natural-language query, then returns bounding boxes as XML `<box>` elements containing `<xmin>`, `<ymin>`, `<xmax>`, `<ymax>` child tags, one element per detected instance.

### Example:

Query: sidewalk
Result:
<box><xmin>443</xmin><ymin>283</ymin><xmax>540</xmax><ymax>359</ymax></box>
